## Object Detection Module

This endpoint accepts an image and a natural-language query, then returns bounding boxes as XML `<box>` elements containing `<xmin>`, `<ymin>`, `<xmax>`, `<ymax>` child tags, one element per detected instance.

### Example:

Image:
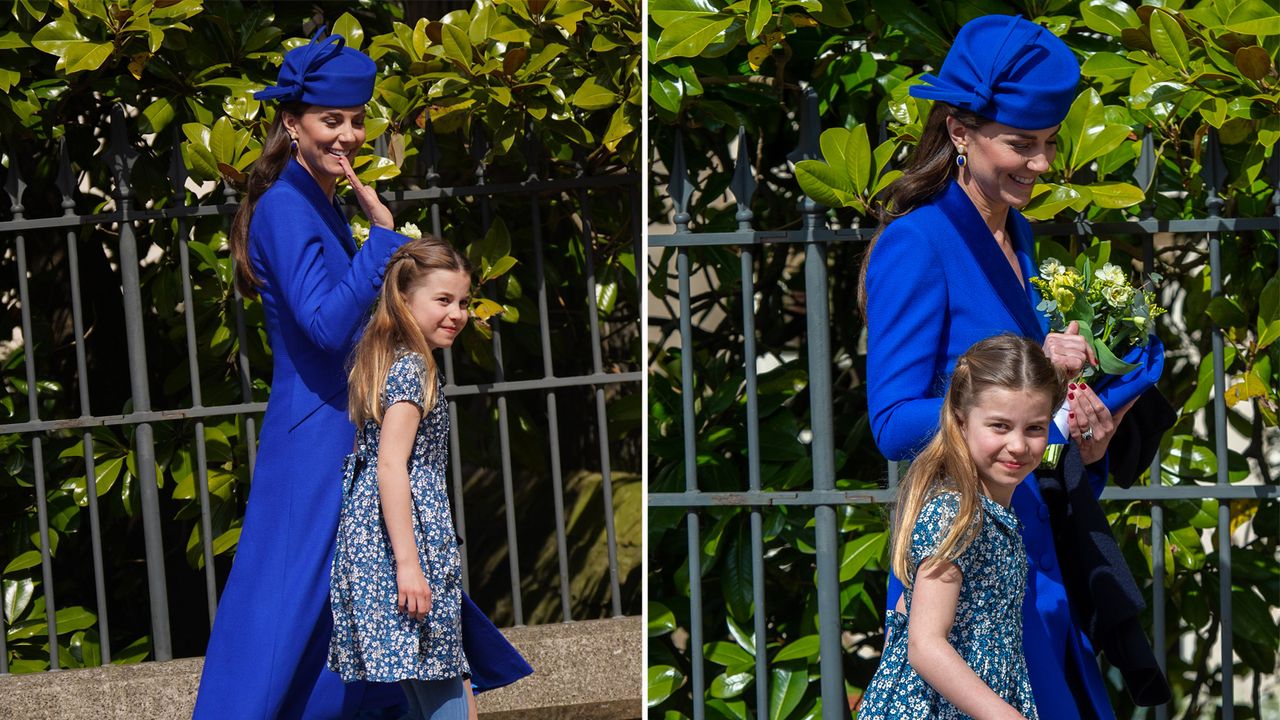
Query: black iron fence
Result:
<box><xmin>648</xmin><ymin>89</ymin><xmax>1279</xmax><ymax>720</ymax></box>
<box><xmin>1</xmin><ymin>105</ymin><xmax>641</xmax><ymax>673</ymax></box>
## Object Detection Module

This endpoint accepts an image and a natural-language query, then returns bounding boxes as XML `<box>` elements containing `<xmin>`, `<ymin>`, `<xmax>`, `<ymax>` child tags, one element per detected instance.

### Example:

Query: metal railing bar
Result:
<box><xmin>530</xmin><ymin>180</ymin><xmax>574</xmax><ymax>622</ymax></box>
<box><xmin>0</xmin><ymin>371</ymin><xmax>642</xmax><ymax>435</ymax></box>
<box><xmin>741</xmin><ymin>244</ymin><xmax>769</xmax><ymax>715</ymax></box>
<box><xmin>63</xmin><ymin>168</ymin><xmax>113</xmax><ymax>664</ymax></box>
<box><xmin>649</xmin><ymin>484</ymin><xmax>1280</xmax><ymax>507</ymax></box>
<box><xmin>646</xmin><ymin>216</ymin><xmax>1279</xmax><ymax>248</ymax></box>
<box><xmin>0</xmin><ymin>175</ymin><xmax>639</xmax><ymax>235</ymax></box>
<box><xmin>578</xmin><ymin>183</ymin><xmax>624</xmax><ymax>618</ymax></box>
<box><xmin>678</xmin><ymin>243</ymin><xmax>706</xmax><ymax>720</ymax></box>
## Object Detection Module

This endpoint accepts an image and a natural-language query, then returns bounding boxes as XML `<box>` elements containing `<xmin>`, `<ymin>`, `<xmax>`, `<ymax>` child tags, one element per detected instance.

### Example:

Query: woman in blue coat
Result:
<box><xmin>862</xmin><ymin>16</ymin><xmax>1139</xmax><ymax>720</ymax></box>
<box><xmin>194</xmin><ymin>31</ymin><xmax>528</xmax><ymax>719</ymax></box>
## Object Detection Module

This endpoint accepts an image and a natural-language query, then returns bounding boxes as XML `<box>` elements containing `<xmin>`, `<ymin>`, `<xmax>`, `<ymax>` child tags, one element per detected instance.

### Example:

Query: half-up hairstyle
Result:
<box><xmin>857</xmin><ymin>102</ymin><xmax>989</xmax><ymax>314</ymax></box>
<box><xmin>889</xmin><ymin>334</ymin><xmax>1067</xmax><ymax>588</ymax></box>
<box><xmin>347</xmin><ymin>235</ymin><xmax>472</xmax><ymax>425</ymax></box>
<box><xmin>229</xmin><ymin>102</ymin><xmax>307</xmax><ymax>298</ymax></box>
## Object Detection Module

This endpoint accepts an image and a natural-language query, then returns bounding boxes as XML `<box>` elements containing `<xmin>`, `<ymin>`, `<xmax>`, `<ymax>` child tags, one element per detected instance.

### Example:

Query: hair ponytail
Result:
<box><xmin>229</xmin><ymin>102</ymin><xmax>306</xmax><ymax>299</ymax></box>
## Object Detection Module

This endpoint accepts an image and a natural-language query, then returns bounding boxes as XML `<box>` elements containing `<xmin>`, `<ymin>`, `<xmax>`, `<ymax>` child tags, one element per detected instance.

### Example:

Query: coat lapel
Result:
<box><xmin>936</xmin><ymin>181</ymin><xmax>1046</xmax><ymax>341</ymax></box>
<box><xmin>280</xmin><ymin>161</ymin><xmax>357</xmax><ymax>257</ymax></box>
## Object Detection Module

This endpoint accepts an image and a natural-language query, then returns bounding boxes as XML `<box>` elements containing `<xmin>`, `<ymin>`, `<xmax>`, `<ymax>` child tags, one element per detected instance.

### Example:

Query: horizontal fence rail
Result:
<box><xmin>649</xmin><ymin>88</ymin><xmax>1279</xmax><ymax>720</ymax></box>
<box><xmin>1</xmin><ymin>105</ymin><xmax>640</xmax><ymax>675</ymax></box>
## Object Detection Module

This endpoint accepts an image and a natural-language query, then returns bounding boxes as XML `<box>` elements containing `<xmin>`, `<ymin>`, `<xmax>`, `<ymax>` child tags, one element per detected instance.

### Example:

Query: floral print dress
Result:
<box><xmin>329</xmin><ymin>352</ymin><xmax>469</xmax><ymax>683</ymax></box>
<box><xmin>859</xmin><ymin>491</ymin><xmax>1037</xmax><ymax>719</ymax></box>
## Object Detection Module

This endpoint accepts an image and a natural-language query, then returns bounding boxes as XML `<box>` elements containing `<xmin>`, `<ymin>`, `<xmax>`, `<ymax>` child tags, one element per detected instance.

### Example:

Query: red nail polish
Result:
<box><xmin>1069</xmin><ymin>383</ymin><xmax>1077</xmax><ymax>390</ymax></box>
<box><xmin>1069</xmin><ymin>392</ymin><xmax>1075</xmax><ymax>400</ymax></box>
<box><xmin>1069</xmin><ymin>412</ymin><xmax>1075</xmax><ymax>418</ymax></box>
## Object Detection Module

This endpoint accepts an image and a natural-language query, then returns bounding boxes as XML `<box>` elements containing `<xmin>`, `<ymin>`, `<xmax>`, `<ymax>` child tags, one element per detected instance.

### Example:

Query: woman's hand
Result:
<box><xmin>338</xmin><ymin>155</ymin><xmax>394</xmax><ymax>230</ymax></box>
<box><xmin>1043</xmin><ymin>321</ymin><xmax>1097</xmax><ymax>377</ymax></box>
<box><xmin>1067</xmin><ymin>383</ymin><xmax>1136</xmax><ymax>465</ymax></box>
<box><xmin>396</xmin><ymin>562</ymin><xmax>433</xmax><ymax>621</ymax></box>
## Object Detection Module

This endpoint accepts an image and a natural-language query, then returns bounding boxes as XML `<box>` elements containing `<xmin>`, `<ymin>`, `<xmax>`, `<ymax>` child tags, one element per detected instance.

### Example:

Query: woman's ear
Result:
<box><xmin>281</xmin><ymin>111</ymin><xmax>301</xmax><ymax>139</ymax></box>
<box><xmin>944</xmin><ymin>115</ymin><xmax>969</xmax><ymax>150</ymax></box>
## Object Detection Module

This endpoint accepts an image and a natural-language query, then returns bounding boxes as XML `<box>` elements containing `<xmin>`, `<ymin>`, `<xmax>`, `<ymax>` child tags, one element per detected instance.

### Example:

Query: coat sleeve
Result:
<box><xmin>864</xmin><ymin>223</ymin><xmax>948</xmax><ymax>461</ymax></box>
<box><xmin>253</xmin><ymin>199</ymin><xmax>405</xmax><ymax>354</ymax></box>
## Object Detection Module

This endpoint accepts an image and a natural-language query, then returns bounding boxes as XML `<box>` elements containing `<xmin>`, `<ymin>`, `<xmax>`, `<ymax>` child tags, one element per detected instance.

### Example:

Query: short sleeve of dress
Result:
<box><xmin>382</xmin><ymin>353</ymin><xmax>427</xmax><ymax>413</ymax></box>
<box><xmin>908</xmin><ymin>492</ymin><xmax>977</xmax><ymax>579</ymax></box>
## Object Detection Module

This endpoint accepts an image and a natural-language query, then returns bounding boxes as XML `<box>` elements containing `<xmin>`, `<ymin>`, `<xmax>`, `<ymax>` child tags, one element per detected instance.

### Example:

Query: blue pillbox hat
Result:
<box><xmin>909</xmin><ymin>15</ymin><xmax>1080</xmax><ymax>130</ymax></box>
<box><xmin>254</xmin><ymin>27</ymin><xmax>376</xmax><ymax>108</ymax></box>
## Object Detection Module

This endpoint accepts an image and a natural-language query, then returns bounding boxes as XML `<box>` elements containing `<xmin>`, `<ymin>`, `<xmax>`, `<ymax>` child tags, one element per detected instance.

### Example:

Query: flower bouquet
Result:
<box><xmin>1030</xmin><ymin>242</ymin><xmax>1166</xmax><ymax>466</ymax></box>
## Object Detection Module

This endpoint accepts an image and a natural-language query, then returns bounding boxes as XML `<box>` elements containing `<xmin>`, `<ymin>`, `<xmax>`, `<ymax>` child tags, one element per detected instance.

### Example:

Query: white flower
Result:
<box><xmin>1095</xmin><ymin>263</ymin><xmax>1126</xmax><ymax>287</ymax></box>
<box><xmin>398</xmin><ymin>222</ymin><xmax>422</xmax><ymax>240</ymax></box>
<box><xmin>350</xmin><ymin>222</ymin><xmax>369</xmax><ymax>244</ymax></box>
<box><xmin>1103</xmin><ymin>283</ymin><xmax>1133</xmax><ymax>308</ymax></box>
<box><xmin>1039</xmin><ymin>257</ymin><xmax>1064</xmax><ymax>279</ymax></box>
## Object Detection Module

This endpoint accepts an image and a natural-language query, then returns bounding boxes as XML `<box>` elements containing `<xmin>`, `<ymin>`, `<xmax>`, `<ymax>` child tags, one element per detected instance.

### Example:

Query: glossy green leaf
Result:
<box><xmin>654</xmin><ymin>15</ymin><xmax>735</xmax><ymax>61</ymax></box>
<box><xmin>1086</xmin><ymin>181</ymin><xmax>1144</xmax><ymax>208</ymax></box>
<box><xmin>30</xmin><ymin>15</ymin><xmax>87</xmax><ymax>58</ymax></box>
<box><xmin>3</xmin><ymin>550</ymin><xmax>41</xmax><ymax>575</ymax></box>
<box><xmin>572</xmin><ymin>77</ymin><xmax>617</xmax><ymax>110</ymax></box>
<box><xmin>1149</xmin><ymin>9</ymin><xmax>1190</xmax><ymax>72</ymax></box>
<box><xmin>1225</xmin><ymin>0</ymin><xmax>1280</xmax><ymax>35</ymax></box>
<box><xmin>710</xmin><ymin>670</ymin><xmax>754</xmax><ymax>699</ymax></box>
<box><xmin>439</xmin><ymin>22</ymin><xmax>473</xmax><ymax>69</ymax></box>
<box><xmin>746</xmin><ymin>0</ymin><xmax>770</xmax><ymax>40</ymax></box>
<box><xmin>838</xmin><ymin>531</ymin><xmax>886</xmax><ymax>582</ymax></box>
<box><xmin>332</xmin><ymin>12</ymin><xmax>364</xmax><ymax>51</ymax></box>
<box><xmin>1206</xmin><ymin>296</ymin><xmax>1247</xmax><ymax>329</ymax></box>
<box><xmin>645</xmin><ymin>666</ymin><xmax>686</xmax><ymax>702</ymax></box>
<box><xmin>650</xmin><ymin>0</ymin><xmax>723</xmax><ymax>29</ymax></box>
<box><xmin>648</xmin><ymin>601</ymin><xmax>676</xmax><ymax>636</ymax></box>
<box><xmin>772</xmin><ymin>634</ymin><xmax>820</xmax><ymax>663</ymax></box>
<box><xmin>1080</xmin><ymin>0</ymin><xmax>1140</xmax><ymax>36</ymax></box>
<box><xmin>706</xmin><ymin>640</ymin><xmax>754</xmax><ymax>667</ymax></box>
<box><xmin>768</xmin><ymin>665</ymin><xmax>808</xmax><ymax>720</ymax></box>
<box><xmin>794</xmin><ymin>160</ymin><xmax>856</xmax><ymax>209</ymax></box>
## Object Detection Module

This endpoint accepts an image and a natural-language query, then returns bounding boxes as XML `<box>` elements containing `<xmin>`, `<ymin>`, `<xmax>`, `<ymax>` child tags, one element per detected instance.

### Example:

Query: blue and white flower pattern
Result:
<box><xmin>329</xmin><ymin>352</ymin><xmax>468</xmax><ymax>683</ymax></box>
<box><xmin>859</xmin><ymin>491</ymin><xmax>1037</xmax><ymax>719</ymax></box>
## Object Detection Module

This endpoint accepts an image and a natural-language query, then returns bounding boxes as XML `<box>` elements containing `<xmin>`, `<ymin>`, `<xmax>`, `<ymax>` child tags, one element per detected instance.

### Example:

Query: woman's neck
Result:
<box><xmin>956</xmin><ymin>174</ymin><xmax>1010</xmax><ymax>239</ymax></box>
<box><xmin>294</xmin><ymin>157</ymin><xmax>338</xmax><ymax>200</ymax></box>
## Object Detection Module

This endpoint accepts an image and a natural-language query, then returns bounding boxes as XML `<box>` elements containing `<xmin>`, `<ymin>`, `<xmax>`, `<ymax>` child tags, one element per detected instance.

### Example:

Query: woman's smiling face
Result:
<box><xmin>282</xmin><ymin>106</ymin><xmax>366</xmax><ymax>191</ymax></box>
<box><xmin>949</xmin><ymin>117</ymin><xmax>1058</xmax><ymax>215</ymax></box>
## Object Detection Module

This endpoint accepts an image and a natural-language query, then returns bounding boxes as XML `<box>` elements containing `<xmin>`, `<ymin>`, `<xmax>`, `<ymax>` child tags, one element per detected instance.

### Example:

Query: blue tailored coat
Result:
<box><xmin>194</xmin><ymin>160</ymin><xmax>528</xmax><ymax>719</ymax></box>
<box><xmin>864</xmin><ymin>179</ymin><xmax>1114</xmax><ymax>720</ymax></box>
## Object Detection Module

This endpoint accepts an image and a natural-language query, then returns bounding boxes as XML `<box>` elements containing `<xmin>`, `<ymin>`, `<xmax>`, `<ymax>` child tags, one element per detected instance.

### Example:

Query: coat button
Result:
<box><xmin>1039</xmin><ymin>553</ymin><xmax>1055</xmax><ymax>571</ymax></box>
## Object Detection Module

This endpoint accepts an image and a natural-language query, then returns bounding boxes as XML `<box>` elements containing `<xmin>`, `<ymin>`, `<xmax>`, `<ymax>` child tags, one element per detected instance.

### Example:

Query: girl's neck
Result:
<box><xmin>979</xmin><ymin>481</ymin><xmax>1014</xmax><ymax>508</ymax></box>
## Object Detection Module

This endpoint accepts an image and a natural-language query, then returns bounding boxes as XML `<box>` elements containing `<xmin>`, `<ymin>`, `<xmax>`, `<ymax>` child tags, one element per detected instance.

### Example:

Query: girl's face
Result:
<box><xmin>949</xmin><ymin>118</ymin><xmax>1058</xmax><ymax>214</ymax></box>
<box><xmin>958</xmin><ymin>387</ymin><xmax>1053</xmax><ymax>507</ymax></box>
<box><xmin>282</xmin><ymin>106</ymin><xmax>366</xmax><ymax>187</ymax></box>
<box><xmin>406</xmin><ymin>269</ymin><xmax>471</xmax><ymax>350</ymax></box>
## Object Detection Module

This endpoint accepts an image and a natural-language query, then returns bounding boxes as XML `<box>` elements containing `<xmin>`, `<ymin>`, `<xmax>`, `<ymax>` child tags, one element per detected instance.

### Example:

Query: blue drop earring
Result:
<box><xmin>955</xmin><ymin>145</ymin><xmax>967</xmax><ymax>168</ymax></box>
<box><xmin>289</xmin><ymin>134</ymin><xmax>299</xmax><ymax>154</ymax></box>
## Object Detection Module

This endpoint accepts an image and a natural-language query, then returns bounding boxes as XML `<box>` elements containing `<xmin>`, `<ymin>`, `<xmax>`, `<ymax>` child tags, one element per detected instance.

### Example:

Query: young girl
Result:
<box><xmin>328</xmin><ymin>235</ymin><xmax>476</xmax><ymax>720</ymax></box>
<box><xmin>859</xmin><ymin>334</ymin><xmax>1067</xmax><ymax>720</ymax></box>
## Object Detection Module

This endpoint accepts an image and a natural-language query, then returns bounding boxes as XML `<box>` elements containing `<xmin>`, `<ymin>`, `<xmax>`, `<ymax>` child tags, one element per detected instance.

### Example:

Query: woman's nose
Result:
<box><xmin>1028</xmin><ymin>152</ymin><xmax>1052</xmax><ymax>174</ymax></box>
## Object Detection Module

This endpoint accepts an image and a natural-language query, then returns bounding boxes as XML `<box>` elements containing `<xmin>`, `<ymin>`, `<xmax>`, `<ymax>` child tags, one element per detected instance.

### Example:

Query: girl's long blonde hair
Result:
<box><xmin>890</xmin><ymin>334</ymin><xmax>1066</xmax><ymax>588</ymax></box>
<box><xmin>347</xmin><ymin>235</ymin><xmax>471</xmax><ymax>425</ymax></box>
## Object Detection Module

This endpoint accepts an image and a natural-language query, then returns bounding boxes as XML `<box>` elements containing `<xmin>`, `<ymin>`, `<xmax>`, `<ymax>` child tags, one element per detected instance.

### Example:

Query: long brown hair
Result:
<box><xmin>230</xmin><ymin>102</ymin><xmax>306</xmax><ymax>298</ymax></box>
<box><xmin>857</xmin><ymin>102</ymin><xmax>989</xmax><ymax>313</ymax></box>
<box><xmin>347</xmin><ymin>236</ymin><xmax>471</xmax><ymax>425</ymax></box>
<box><xmin>889</xmin><ymin>334</ymin><xmax>1066</xmax><ymax>588</ymax></box>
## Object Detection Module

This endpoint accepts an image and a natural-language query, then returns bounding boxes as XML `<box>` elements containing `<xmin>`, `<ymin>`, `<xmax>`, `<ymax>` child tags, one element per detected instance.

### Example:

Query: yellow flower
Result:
<box><xmin>398</xmin><ymin>222</ymin><xmax>423</xmax><ymax>240</ymax></box>
<box><xmin>1053</xmin><ymin>286</ymin><xmax>1076</xmax><ymax>311</ymax></box>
